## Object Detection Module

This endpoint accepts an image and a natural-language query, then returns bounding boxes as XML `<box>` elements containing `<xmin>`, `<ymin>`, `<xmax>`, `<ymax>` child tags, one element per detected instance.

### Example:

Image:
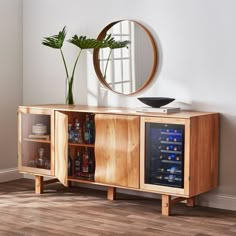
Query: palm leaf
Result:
<box><xmin>109</xmin><ymin>40</ymin><xmax>131</xmax><ymax>49</ymax></box>
<box><xmin>103</xmin><ymin>34</ymin><xmax>115</xmax><ymax>45</ymax></box>
<box><xmin>68</xmin><ymin>35</ymin><xmax>108</xmax><ymax>49</ymax></box>
<box><xmin>42</xmin><ymin>26</ymin><xmax>67</xmax><ymax>49</ymax></box>
<box><xmin>103</xmin><ymin>34</ymin><xmax>131</xmax><ymax>49</ymax></box>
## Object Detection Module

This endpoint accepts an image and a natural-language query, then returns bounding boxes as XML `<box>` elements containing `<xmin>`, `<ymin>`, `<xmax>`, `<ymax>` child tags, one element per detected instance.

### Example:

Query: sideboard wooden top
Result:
<box><xmin>18</xmin><ymin>104</ymin><xmax>218</xmax><ymax>119</ymax></box>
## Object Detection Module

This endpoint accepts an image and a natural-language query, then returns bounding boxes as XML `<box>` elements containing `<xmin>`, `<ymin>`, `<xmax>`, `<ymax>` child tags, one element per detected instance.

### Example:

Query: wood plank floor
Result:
<box><xmin>0</xmin><ymin>179</ymin><xmax>235</xmax><ymax>236</ymax></box>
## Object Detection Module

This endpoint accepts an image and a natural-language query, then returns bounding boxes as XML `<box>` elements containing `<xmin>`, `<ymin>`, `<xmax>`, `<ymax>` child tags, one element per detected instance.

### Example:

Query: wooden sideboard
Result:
<box><xmin>18</xmin><ymin>105</ymin><xmax>219</xmax><ymax>216</ymax></box>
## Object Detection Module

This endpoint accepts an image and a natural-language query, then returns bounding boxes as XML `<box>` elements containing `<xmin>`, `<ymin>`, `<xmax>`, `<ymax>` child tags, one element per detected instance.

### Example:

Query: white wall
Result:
<box><xmin>23</xmin><ymin>0</ymin><xmax>236</xmax><ymax>210</ymax></box>
<box><xmin>0</xmin><ymin>0</ymin><xmax>22</xmax><ymax>179</ymax></box>
<box><xmin>134</xmin><ymin>23</ymin><xmax>153</xmax><ymax>90</ymax></box>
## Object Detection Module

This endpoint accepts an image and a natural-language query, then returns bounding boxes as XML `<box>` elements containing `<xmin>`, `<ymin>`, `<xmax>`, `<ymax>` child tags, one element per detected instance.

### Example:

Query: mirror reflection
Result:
<box><xmin>93</xmin><ymin>20</ymin><xmax>158</xmax><ymax>95</ymax></box>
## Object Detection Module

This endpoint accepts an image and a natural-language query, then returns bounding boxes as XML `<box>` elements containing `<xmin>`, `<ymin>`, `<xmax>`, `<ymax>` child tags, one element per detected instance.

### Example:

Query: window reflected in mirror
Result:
<box><xmin>99</xmin><ymin>21</ymin><xmax>134</xmax><ymax>94</ymax></box>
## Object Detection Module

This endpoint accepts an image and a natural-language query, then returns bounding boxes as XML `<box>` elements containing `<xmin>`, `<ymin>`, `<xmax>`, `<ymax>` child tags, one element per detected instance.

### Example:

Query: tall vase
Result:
<box><xmin>66</xmin><ymin>76</ymin><xmax>74</xmax><ymax>105</ymax></box>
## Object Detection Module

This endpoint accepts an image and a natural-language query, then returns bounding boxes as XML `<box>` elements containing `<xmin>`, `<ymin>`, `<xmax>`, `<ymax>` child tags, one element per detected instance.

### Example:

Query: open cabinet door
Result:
<box><xmin>55</xmin><ymin>111</ymin><xmax>68</xmax><ymax>186</ymax></box>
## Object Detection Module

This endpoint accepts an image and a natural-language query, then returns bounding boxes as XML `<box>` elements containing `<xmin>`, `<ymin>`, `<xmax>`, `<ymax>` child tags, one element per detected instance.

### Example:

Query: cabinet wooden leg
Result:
<box><xmin>107</xmin><ymin>187</ymin><xmax>116</xmax><ymax>200</ymax></box>
<box><xmin>187</xmin><ymin>197</ymin><xmax>195</xmax><ymax>207</ymax></box>
<box><xmin>67</xmin><ymin>180</ymin><xmax>72</xmax><ymax>188</ymax></box>
<box><xmin>35</xmin><ymin>175</ymin><xmax>43</xmax><ymax>194</ymax></box>
<box><xmin>162</xmin><ymin>195</ymin><xmax>171</xmax><ymax>216</ymax></box>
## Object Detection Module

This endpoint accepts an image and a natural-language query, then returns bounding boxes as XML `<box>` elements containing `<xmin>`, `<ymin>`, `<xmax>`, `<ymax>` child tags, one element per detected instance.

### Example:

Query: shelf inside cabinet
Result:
<box><xmin>68</xmin><ymin>176</ymin><xmax>95</xmax><ymax>183</ymax></box>
<box><xmin>24</xmin><ymin>138</ymin><xmax>51</xmax><ymax>144</ymax></box>
<box><xmin>68</xmin><ymin>142</ymin><xmax>95</xmax><ymax>148</ymax></box>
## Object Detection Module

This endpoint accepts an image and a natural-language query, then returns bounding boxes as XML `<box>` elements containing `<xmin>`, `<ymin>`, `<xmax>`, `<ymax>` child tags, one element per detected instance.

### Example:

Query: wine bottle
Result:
<box><xmin>83</xmin><ymin>114</ymin><xmax>95</xmax><ymax>144</ymax></box>
<box><xmin>156</xmin><ymin>175</ymin><xmax>163</xmax><ymax>180</ymax></box>
<box><xmin>36</xmin><ymin>148</ymin><xmax>46</xmax><ymax>169</ymax></box>
<box><xmin>68</xmin><ymin>149</ymin><xmax>73</xmax><ymax>176</ymax></box>
<box><xmin>74</xmin><ymin>119</ymin><xmax>82</xmax><ymax>143</ymax></box>
<box><xmin>68</xmin><ymin>124</ymin><xmax>74</xmax><ymax>143</ymax></box>
<box><xmin>157</xmin><ymin>168</ymin><xmax>164</xmax><ymax>172</ymax></box>
<box><xmin>88</xmin><ymin>150</ymin><xmax>95</xmax><ymax>174</ymax></box>
<box><xmin>166</xmin><ymin>167</ymin><xmax>182</xmax><ymax>174</ymax></box>
<box><xmin>82</xmin><ymin>147</ymin><xmax>89</xmax><ymax>173</ymax></box>
<box><xmin>164</xmin><ymin>175</ymin><xmax>182</xmax><ymax>182</ymax></box>
<box><xmin>176</xmin><ymin>156</ymin><xmax>180</xmax><ymax>161</ymax></box>
<box><xmin>74</xmin><ymin>151</ymin><xmax>82</xmax><ymax>177</ymax></box>
<box><xmin>83</xmin><ymin>114</ymin><xmax>91</xmax><ymax>144</ymax></box>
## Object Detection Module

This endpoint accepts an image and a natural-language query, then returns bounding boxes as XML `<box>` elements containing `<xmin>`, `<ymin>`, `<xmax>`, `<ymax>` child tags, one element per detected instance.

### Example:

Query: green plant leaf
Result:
<box><xmin>68</xmin><ymin>35</ymin><xmax>108</xmax><ymax>49</ymax></box>
<box><xmin>109</xmin><ymin>40</ymin><xmax>131</xmax><ymax>49</ymax></box>
<box><xmin>102</xmin><ymin>34</ymin><xmax>115</xmax><ymax>45</ymax></box>
<box><xmin>102</xmin><ymin>34</ymin><xmax>131</xmax><ymax>49</ymax></box>
<box><xmin>42</xmin><ymin>26</ymin><xmax>67</xmax><ymax>49</ymax></box>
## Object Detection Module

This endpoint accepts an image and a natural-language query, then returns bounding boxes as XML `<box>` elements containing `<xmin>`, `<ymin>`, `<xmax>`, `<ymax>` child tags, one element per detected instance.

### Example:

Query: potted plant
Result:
<box><xmin>42</xmin><ymin>27</ymin><xmax>105</xmax><ymax>104</ymax></box>
<box><xmin>42</xmin><ymin>26</ymin><xmax>130</xmax><ymax>104</ymax></box>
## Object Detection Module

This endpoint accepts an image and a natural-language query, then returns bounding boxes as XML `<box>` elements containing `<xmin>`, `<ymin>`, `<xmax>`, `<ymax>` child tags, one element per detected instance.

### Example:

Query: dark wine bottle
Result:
<box><xmin>68</xmin><ymin>149</ymin><xmax>73</xmax><ymax>176</ymax></box>
<box><xmin>68</xmin><ymin>123</ymin><xmax>74</xmax><ymax>143</ymax></box>
<box><xmin>164</xmin><ymin>175</ymin><xmax>182</xmax><ymax>182</ymax></box>
<box><xmin>83</xmin><ymin>114</ymin><xmax>95</xmax><ymax>144</ymax></box>
<box><xmin>74</xmin><ymin>151</ymin><xmax>82</xmax><ymax>177</ymax></box>
<box><xmin>82</xmin><ymin>147</ymin><xmax>89</xmax><ymax>173</ymax></box>
<box><xmin>74</xmin><ymin>119</ymin><xmax>83</xmax><ymax>143</ymax></box>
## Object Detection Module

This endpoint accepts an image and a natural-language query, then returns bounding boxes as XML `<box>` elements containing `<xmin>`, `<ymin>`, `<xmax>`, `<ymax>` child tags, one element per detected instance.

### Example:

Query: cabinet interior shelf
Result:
<box><xmin>68</xmin><ymin>143</ymin><xmax>95</xmax><ymax>148</ymax></box>
<box><xmin>68</xmin><ymin>177</ymin><xmax>95</xmax><ymax>183</ymax></box>
<box><xmin>24</xmin><ymin>138</ymin><xmax>51</xmax><ymax>144</ymax></box>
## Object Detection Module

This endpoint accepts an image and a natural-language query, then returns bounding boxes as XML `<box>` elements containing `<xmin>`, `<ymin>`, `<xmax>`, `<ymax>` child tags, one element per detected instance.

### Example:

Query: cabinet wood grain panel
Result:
<box><xmin>55</xmin><ymin>111</ymin><xmax>68</xmax><ymax>186</ymax></box>
<box><xmin>189</xmin><ymin>114</ymin><xmax>219</xmax><ymax>196</ymax></box>
<box><xmin>35</xmin><ymin>175</ymin><xmax>43</xmax><ymax>194</ymax></box>
<box><xmin>95</xmin><ymin>114</ymin><xmax>140</xmax><ymax>188</ymax></box>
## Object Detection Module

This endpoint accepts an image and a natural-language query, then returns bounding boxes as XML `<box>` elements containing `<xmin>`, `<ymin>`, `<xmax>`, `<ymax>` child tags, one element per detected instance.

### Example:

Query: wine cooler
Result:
<box><xmin>145</xmin><ymin>122</ymin><xmax>185</xmax><ymax>188</ymax></box>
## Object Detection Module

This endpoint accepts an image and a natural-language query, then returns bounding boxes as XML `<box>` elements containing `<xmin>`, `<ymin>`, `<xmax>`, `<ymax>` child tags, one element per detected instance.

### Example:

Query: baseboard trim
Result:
<box><xmin>0</xmin><ymin>168</ymin><xmax>23</xmax><ymax>183</ymax></box>
<box><xmin>197</xmin><ymin>193</ymin><xmax>236</xmax><ymax>211</ymax></box>
<box><xmin>23</xmin><ymin>173</ymin><xmax>35</xmax><ymax>180</ymax></box>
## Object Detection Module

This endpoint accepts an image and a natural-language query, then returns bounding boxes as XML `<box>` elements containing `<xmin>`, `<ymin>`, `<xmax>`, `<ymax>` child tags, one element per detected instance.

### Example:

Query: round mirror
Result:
<box><xmin>93</xmin><ymin>20</ymin><xmax>158</xmax><ymax>95</ymax></box>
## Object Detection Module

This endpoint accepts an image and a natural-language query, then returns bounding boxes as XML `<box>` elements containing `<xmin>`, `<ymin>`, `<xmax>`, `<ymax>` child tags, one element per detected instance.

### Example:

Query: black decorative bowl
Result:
<box><xmin>138</xmin><ymin>97</ymin><xmax>175</xmax><ymax>108</ymax></box>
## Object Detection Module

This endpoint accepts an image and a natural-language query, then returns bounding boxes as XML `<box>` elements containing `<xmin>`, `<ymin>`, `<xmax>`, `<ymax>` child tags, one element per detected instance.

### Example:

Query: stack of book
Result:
<box><xmin>136</xmin><ymin>107</ymin><xmax>180</xmax><ymax>114</ymax></box>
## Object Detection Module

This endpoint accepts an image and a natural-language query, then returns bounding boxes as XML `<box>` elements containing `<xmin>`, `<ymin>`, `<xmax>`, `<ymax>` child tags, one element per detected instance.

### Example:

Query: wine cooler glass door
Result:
<box><xmin>145</xmin><ymin>123</ymin><xmax>185</xmax><ymax>188</ymax></box>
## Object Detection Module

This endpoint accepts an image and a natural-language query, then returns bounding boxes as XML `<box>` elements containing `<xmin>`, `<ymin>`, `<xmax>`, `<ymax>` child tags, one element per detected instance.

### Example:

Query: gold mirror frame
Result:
<box><xmin>93</xmin><ymin>20</ymin><xmax>158</xmax><ymax>95</ymax></box>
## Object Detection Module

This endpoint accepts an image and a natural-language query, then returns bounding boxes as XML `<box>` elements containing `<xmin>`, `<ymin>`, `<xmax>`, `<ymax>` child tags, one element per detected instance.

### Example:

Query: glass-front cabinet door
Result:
<box><xmin>140</xmin><ymin>116</ymin><xmax>190</xmax><ymax>196</ymax></box>
<box><xmin>145</xmin><ymin>122</ymin><xmax>185</xmax><ymax>188</ymax></box>
<box><xmin>18</xmin><ymin>107</ymin><xmax>54</xmax><ymax>176</ymax></box>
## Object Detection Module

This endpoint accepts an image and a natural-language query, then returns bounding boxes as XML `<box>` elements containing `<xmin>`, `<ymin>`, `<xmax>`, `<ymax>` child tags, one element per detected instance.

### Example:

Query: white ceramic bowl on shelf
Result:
<box><xmin>32</xmin><ymin>124</ymin><xmax>47</xmax><ymax>135</ymax></box>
